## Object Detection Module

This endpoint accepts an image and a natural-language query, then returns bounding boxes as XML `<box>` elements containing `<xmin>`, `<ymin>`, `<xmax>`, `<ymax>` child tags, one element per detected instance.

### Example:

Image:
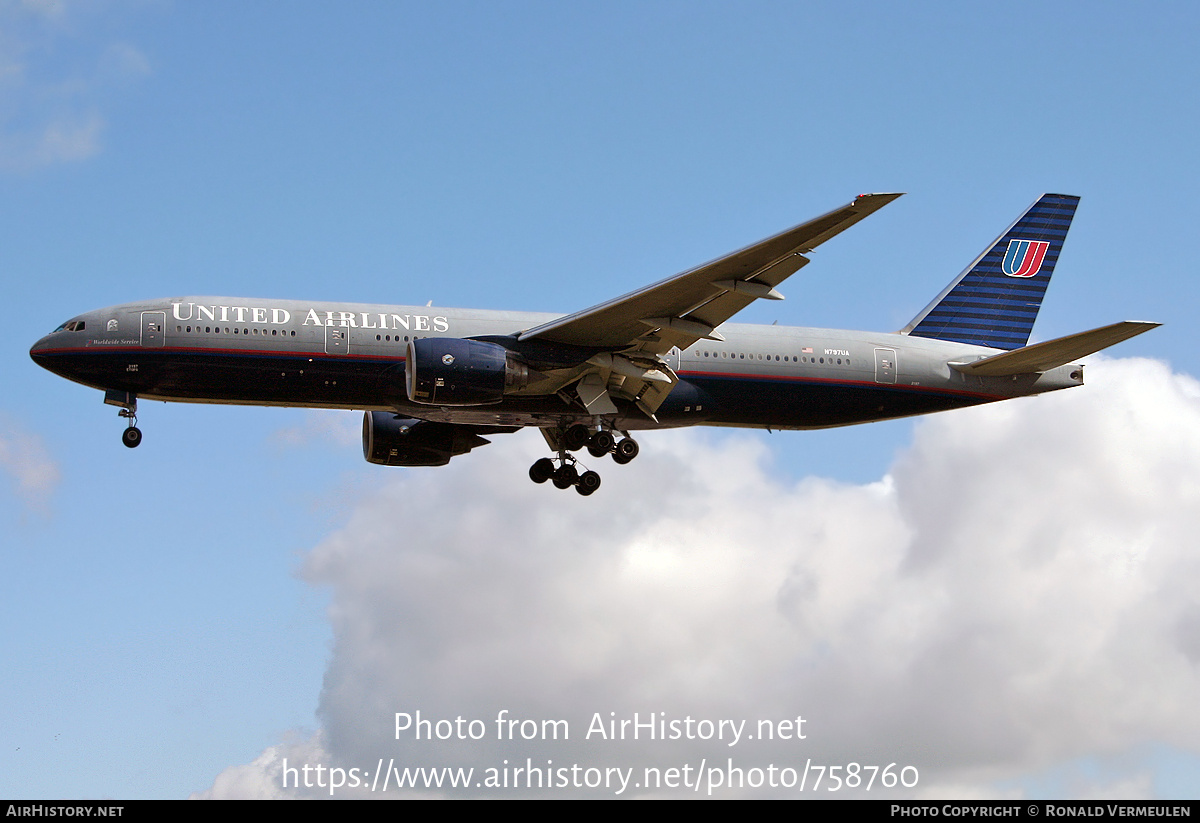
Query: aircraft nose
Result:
<box><xmin>30</xmin><ymin>332</ymin><xmax>65</xmax><ymax>373</ymax></box>
<box><xmin>29</xmin><ymin>334</ymin><xmax>52</xmax><ymax>363</ymax></box>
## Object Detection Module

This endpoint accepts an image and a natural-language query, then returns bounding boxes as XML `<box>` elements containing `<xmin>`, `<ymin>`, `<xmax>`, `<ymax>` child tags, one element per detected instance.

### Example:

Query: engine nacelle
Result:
<box><xmin>362</xmin><ymin>412</ymin><xmax>493</xmax><ymax>466</ymax></box>
<box><xmin>405</xmin><ymin>337</ymin><xmax>531</xmax><ymax>406</ymax></box>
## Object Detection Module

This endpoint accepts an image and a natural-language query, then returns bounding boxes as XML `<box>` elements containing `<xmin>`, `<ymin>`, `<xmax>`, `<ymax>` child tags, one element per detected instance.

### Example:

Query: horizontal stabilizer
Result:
<box><xmin>951</xmin><ymin>321</ymin><xmax>1161</xmax><ymax>376</ymax></box>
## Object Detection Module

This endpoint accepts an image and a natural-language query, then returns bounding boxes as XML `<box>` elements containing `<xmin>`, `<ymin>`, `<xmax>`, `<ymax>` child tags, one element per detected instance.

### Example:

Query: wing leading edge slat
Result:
<box><xmin>518</xmin><ymin>193</ymin><xmax>903</xmax><ymax>351</ymax></box>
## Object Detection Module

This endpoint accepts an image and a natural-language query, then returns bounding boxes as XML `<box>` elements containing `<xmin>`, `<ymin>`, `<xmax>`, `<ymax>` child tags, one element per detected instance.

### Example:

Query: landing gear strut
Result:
<box><xmin>528</xmin><ymin>424</ymin><xmax>640</xmax><ymax>496</ymax></box>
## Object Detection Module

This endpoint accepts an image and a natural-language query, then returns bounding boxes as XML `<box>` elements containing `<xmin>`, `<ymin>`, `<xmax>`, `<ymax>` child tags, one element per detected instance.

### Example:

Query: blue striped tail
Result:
<box><xmin>904</xmin><ymin>194</ymin><xmax>1080</xmax><ymax>350</ymax></box>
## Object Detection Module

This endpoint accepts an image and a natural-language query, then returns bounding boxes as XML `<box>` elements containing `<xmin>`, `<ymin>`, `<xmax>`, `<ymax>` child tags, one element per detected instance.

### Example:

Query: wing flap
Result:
<box><xmin>951</xmin><ymin>321</ymin><xmax>1161</xmax><ymax>376</ymax></box>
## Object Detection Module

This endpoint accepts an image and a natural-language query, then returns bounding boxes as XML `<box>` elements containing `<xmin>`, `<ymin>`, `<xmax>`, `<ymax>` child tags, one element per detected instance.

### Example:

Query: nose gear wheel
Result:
<box><xmin>113</xmin><ymin>395</ymin><xmax>142</xmax><ymax>449</ymax></box>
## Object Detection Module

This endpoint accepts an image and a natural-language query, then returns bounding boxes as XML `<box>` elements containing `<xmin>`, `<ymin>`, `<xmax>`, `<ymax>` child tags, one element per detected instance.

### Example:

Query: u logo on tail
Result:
<box><xmin>1002</xmin><ymin>239</ymin><xmax>1050</xmax><ymax>278</ymax></box>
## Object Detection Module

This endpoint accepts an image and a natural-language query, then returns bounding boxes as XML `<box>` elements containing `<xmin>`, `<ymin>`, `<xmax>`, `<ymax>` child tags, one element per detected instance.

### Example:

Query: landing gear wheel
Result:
<box><xmin>564</xmin><ymin>424</ymin><xmax>591</xmax><ymax>452</ymax></box>
<box><xmin>529</xmin><ymin>457</ymin><xmax>555</xmax><ymax>483</ymax></box>
<box><xmin>612</xmin><ymin>437</ymin><xmax>639</xmax><ymax>464</ymax></box>
<box><xmin>552</xmin><ymin>464</ymin><xmax>579</xmax><ymax>489</ymax></box>
<box><xmin>587</xmin><ymin>430</ymin><xmax>615</xmax><ymax>457</ymax></box>
<box><xmin>575</xmin><ymin>470</ymin><xmax>602</xmax><ymax>496</ymax></box>
<box><xmin>122</xmin><ymin>426</ymin><xmax>143</xmax><ymax>449</ymax></box>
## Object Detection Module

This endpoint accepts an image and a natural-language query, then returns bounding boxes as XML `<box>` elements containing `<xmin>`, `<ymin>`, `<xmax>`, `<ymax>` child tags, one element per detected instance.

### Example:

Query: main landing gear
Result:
<box><xmin>528</xmin><ymin>424</ymin><xmax>639</xmax><ymax>496</ymax></box>
<box><xmin>528</xmin><ymin>456</ymin><xmax>601</xmax><ymax>496</ymax></box>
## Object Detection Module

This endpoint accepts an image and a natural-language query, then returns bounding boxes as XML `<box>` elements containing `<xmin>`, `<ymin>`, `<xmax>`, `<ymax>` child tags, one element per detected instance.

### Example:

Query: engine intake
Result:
<box><xmin>405</xmin><ymin>338</ymin><xmax>531</xmax><ymax>406</ymax></box>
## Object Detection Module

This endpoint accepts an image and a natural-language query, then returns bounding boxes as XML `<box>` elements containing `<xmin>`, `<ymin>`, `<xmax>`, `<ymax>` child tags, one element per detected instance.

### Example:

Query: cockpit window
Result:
<box><xmin>54</xmin><ymin>320</ymin><xmax>85</xmax><ymax>332</ymax></box>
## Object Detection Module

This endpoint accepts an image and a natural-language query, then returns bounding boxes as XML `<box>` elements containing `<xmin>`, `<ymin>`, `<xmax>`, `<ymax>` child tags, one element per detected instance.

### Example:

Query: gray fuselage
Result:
<box><xmin>30</xmin><ymin>296</ymin><xmax>1084</xmax><ymax>433</ymax></box>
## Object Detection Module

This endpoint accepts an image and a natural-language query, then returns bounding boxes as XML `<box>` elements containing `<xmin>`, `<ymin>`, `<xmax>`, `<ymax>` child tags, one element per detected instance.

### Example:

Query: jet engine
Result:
<box><xmin>405</xmin><ymin>337</ymin><xmax>532</xmax><ymax>406</ymax></box>
<box><xmin>362</xmin><ymin>412</ymin><xmax>498</xmax><ymax>466</ymax></box>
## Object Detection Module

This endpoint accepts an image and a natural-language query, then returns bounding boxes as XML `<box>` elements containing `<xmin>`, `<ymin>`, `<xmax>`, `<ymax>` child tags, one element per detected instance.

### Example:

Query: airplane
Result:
<box><xmin>30</xmin><ymin>193</ymin><xmax>1159</xmax><ymax>496</ymax></box>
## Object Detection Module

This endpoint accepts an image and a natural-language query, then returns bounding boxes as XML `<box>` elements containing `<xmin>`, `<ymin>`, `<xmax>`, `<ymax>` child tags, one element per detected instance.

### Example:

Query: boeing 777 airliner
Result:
<box><xmin>30</xmin><ymin>193</ymin><xmax>1158</xmax><ymax>495</ymax></box>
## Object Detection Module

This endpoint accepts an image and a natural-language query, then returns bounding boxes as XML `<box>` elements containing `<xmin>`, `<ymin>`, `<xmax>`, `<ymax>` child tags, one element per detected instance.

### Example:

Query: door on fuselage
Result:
<box><xmin>874</xmin><ymin>347</ymin><xmax>897</xmax><ymax>384</ymax></box>
<box><xmin>140</xmin><ymin>311</ymin><xmax>166</xmax><ymax>348</ymax></box>
<box><xmin>325</xmin><ymin>325</ymin><xmax>349</xmax><ymax>355</ymax></box>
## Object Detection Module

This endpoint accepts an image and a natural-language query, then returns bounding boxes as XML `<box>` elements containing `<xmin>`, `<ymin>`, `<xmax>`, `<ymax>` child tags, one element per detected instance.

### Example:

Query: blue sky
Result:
<box><xmin>3</xmin><ymin>1</ymin><xmax>1199</xmax><ymax>798</ymax></box>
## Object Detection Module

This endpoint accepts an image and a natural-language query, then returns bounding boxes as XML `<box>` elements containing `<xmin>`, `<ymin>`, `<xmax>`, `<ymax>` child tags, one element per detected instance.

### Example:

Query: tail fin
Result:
<box><xmin>903</xmin><ymin>194</ymin><xmax>1080</xmax><ymax>350</ymax></box>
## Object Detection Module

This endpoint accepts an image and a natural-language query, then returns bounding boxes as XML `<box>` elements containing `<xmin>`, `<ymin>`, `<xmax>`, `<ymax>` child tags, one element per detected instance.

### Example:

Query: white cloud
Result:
<box><xmin>0</xmin><ymin>3</ymin><xmax>147</xmax><ymax>172</ymax></box>
<box><xmin>192</xmin><ymin>736</ymin><xmax>331</xmax><ymax>800</ymax></box>
<box><xmin>98</xmin><ymin>41</ymin><xmax>151</xmax><ymax>81</ymax></box>
<box><xmin>0</xmin><ymin>111</ymin><xmax>104</xmax><ymax>170</ymax></box>
<box><xmin>273</xmin><ymin>409</ymin><xmax>362</xmax><ymax>449</ymax></box>
<box><xmin>17</xmin><ymin>1</ymin><xmax>67</xmax><ymax>22</ymax></box>
<box><xmin>201</xmin><ymin>358</ymin><xmax>1200</xmax><ymax>798</ymax></box>
<box><xmin>0</xmin><ymin>420</ymin><xmax>59</xmax><ymax>513</ymax></box>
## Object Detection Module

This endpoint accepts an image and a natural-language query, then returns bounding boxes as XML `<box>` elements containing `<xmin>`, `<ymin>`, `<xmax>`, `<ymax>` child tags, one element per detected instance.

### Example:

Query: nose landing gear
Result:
<box><xmin>105</xmin><ymin>390</ymin><xmax>142</xmax><ymax>448</ymax></box>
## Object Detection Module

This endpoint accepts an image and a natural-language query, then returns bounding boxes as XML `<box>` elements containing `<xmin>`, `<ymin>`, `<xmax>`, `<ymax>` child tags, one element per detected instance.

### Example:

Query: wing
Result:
<box><xmin>517</xmin><ymin>193</ymin><xmax>903</xmax><ymax>419</ymax></box>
